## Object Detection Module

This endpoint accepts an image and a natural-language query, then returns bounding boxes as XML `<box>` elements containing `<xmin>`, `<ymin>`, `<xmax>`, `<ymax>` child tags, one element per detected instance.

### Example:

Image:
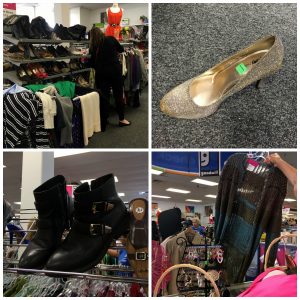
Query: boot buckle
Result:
<box><xmin>92</xmin><ymin>202</ymin><xmax>114</xmax><ymax>214</ymax></box>
<box><xmin>90</xmin><ymin>224</ymin><xmax>112</xmax><ymax>235</ymax></box>
<box><xmin>135</xmin><ymin>252</ymin><xmax>148</xmax><ymax>261</ymax></box>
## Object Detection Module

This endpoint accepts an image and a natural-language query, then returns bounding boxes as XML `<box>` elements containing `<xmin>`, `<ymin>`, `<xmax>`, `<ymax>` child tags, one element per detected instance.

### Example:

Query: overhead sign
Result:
<box><xmin>152</xmin><ymin>152</ymin><xmax>199</xmax><ymax>175</ymax></box>
<box><xmin>200</xmin><ymin>152</ymin><xmax>219</xmax><ymax>176</ymax></box>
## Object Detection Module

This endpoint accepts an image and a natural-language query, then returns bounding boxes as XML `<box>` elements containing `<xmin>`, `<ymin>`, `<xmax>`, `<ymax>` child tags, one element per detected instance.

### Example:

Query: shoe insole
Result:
<box><xmin>190</xmin><ymin>49</ymin><xmax>269</xmax><ymax>107</ymax></box>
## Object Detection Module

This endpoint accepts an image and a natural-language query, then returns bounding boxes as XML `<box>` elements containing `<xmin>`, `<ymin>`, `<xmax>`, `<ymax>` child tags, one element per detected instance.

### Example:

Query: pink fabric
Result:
<box><xmin>152</xmin><ymin>240</ymin><xmax>171</xmax><ymax>294</ymax></box>
<box><xmin>239</xmin><ymin>267</ymin><xmax>297</xmax><ymax>297</ymax></box>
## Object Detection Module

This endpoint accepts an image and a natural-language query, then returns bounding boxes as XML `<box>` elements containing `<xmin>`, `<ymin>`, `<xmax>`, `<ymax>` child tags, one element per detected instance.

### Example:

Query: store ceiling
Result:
<box><xmin>69</xmin><ymin>3</ymin><xmax>115</xmax><ymax>10</ymax></box>
<box><xmin>152</xmin><ymin>152</ymin><xmax>297</xmax><ymax>210</ymax></box>
<box><xmin>3</xmin><ymin>152</ymin><xmax>148</xmax><ymax>212</ymax></box>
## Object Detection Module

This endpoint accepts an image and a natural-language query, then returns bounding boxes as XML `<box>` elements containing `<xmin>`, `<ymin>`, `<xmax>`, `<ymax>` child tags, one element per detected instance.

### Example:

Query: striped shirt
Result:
<box><xmin>4</xmin><ymin>92</ymin><xmax>50</xmax><ymax>148</ymax></box>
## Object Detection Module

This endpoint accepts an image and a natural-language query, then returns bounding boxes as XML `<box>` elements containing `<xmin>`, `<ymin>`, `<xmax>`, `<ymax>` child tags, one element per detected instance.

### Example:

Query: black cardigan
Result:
<box><xmin>215</xmin><ymin>153</ymin><xmax>287</xmax><ymax>283</ymax></box>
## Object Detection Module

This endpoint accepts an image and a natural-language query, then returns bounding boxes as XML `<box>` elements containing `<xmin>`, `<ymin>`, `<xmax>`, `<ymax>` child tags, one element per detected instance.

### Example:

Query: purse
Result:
<box><xmin>3</xmin><ymin>15</ymin><xmax>30</xmax><ymax>39</ymax></box>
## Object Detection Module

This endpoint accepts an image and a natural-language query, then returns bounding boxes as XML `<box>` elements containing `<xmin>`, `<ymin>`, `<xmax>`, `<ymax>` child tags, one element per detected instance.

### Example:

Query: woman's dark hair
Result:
<box><xmin>89</xmin><ymin>27</ymin><xmax>105</xmax><ymax>54</ymax></box>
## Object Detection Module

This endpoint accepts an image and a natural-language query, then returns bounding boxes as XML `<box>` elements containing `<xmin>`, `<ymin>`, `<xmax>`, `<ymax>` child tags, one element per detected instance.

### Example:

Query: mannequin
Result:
<box><xmin>105</xmin><ymin>3</ymin><xmax>123</xmax><ymax>40</ymax></box>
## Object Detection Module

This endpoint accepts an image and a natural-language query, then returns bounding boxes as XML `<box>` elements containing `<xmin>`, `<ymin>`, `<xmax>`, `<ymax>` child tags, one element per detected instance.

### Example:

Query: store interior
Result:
<box><xmin>152</xmin><ymin>151</ymin><xmax>297</xmax><ymax>297</ymax></box>
<box><xmin>3</xmin><ymin>151</ymin><xmax>149</xmax><ymax>297</ymax></box>
<box><xmin>3</xmin><ymin>3</ymin><xmax>148</xmax><ymax>148</ymax></box>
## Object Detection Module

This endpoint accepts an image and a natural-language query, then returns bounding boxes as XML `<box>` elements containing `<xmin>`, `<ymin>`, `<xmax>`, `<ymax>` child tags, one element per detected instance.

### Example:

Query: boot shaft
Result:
<box><xmin>33</xmin><ymin>175</ymin><xmax>71</xmax><ymax>230</ymax></box>
<box><xmin>73</xmin><ymin>173</ymin><xmax>126</xmax><ymax>227</ymax></box>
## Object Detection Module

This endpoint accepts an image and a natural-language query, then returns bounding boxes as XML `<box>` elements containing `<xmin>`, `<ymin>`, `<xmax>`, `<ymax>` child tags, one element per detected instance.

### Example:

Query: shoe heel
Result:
<box><xmin>256</xmin><ymin>78</ymin><xmax>267</xmax><ymax>89</ymax></box>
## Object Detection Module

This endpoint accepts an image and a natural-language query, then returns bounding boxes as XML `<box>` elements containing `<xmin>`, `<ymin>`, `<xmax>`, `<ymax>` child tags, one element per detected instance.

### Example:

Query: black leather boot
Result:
<box><xmin>19</xmin><ymin>175</ymin><xmax>72</xmax><ymax>269</ymax></box>
<box><xmin>46</xmin><ymin>173</ymin><xmax>129</xmax><ymax>272</ymax></box>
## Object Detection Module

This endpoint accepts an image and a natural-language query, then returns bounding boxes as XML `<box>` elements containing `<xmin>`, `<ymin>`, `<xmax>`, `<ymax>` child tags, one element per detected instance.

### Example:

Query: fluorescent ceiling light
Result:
<box><xmin>152</xmin><ymin>169</ymin><xmax>163</xmax><ymax>175</ymax></box>
<box><xmin>152</xmin><ymin>195</ymin><xmax>171</xmax><ymax>199</ymax></box>
<box><xmin>54</xmin><ymin>151</ymin><xmax>90</xmax><ymax>158</ymax></box>
<box><xmin>166</xmin><ymin>188</ymin><xmax>190</xmax><ymax>194</ymax></box>
<box><xmin>185</xmin><ymin>199</ymin><xmax>202</xmax><ymax>203</ymax></box>
<box><xmin>205</xmin><ymin>194</ymin><xmax>217</xmax><ymax>198</ymax></box>
<box><xmin>191</xmin><ymin>178</ymin><xmax>218</xmax><ymax>186</ymax></box>
<box><xmin>284</xmin><ymin>198</ymin><xmax>297</xmax><ymax>202</ymax></box>
<box><xmin>118</xmin><ymin>193</ymin><xmax>125</xmax><ymax>197</ymax></box>
<box><xmin>14</xmin><ymin>202</ymin><xmax>21</xmax><ymax>205</ymax></box>
<box><xmin>114</xmin><ymin>176</ymin><xmax>118</xmax><ymax>182</ymax></box>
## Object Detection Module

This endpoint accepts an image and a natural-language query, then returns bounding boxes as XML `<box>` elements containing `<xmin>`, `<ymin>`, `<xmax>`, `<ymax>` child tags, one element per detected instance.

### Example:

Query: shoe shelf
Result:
<box><xmin>4</xmin><ymin>54</ymin><xmax>91</xmax><ymax>67</ymax></box>
<box><xmin>4</xmin><ymin>68</ymin><xmax>91</xmax><ymax>86</ymax></box>
<box><xmin>4</xmin><ymin>34</ymin><xmax>90</xmax><ymax>45</ymax></box>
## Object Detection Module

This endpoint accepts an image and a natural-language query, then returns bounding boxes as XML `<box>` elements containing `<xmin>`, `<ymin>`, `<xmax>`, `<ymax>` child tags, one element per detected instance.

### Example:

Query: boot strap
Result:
<box><xmin>73</xmin><ymin>220</ymin><xmax>112</xmax><ymax>236</ymax></box>
<box><xmin>74</xmin><ymin>200</ymin><xmax>114</xmax><ymax>215</ymax></box>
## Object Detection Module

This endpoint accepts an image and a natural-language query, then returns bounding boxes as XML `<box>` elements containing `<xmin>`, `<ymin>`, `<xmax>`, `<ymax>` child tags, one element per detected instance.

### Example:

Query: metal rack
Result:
<box><xmin>4</xmin><ymin>211</ymin><xmax>148</xmax><ymax>290</ymax></box>
<box><xmin>3</xmin><ymin>34</ymin><xmax>91</xmax><ymax>85</ymax></box>
<box><xmin>3</xmin><ymin>34</ymin><xmax>90</xmax><ymax>45</ymax></box>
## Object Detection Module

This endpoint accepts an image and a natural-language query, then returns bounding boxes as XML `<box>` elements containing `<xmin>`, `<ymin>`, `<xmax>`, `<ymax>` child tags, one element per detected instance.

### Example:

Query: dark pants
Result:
<box><xmin>96</xmin><ymin>66</ymin><xmax>125</xmax><ymax>126</ymax></box>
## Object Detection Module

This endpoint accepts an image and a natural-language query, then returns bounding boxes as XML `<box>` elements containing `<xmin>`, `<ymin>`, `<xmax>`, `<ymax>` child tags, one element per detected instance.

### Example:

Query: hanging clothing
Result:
<box><xmin>55</xmin><ymin>94</ymin><xmax>73</xmax><ymax>146</ymax></box>
<box><xmin>71</xmin><ymin>99</ymin><xmax>84</xmax><ymax>148</ymax></box>
<box><xmin>35</xmin><ymin>91</ymin><xmax>57</xmax><ymax>129</ymax></box>
<box><xmin>3</xmin><ymin>84</ymin><xmax>29</xmax><ymax>95</ymax></box>
<box><xmin>25</xmin><ymin>81</ymin><xmax>76</xmax><ymax>99</ymax></box>
<box><xmin>214</xmin><ymin>153</ymin><xmax>287</xmax><ymax>283</ymax></box>
<box><xmin>3</xmin><ymin>91</ymin><xmax>50</xmax><ymax>148</ymax></box>
<box><xmin>105</xmin><ymin>8</ymin><xmax>122</xmax><ymax>40</ymax></box>
<box><xmin>79</xmin><ymin>92</ymin><xmax>101</xmax><ymax>146</ymax></box>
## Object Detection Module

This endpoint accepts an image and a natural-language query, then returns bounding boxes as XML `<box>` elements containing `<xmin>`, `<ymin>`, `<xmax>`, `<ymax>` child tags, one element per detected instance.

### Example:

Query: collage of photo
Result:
<box><xmin>2</xmin><ymin>1</ymin><xmax>298</xmax><ymax>298</ymax></box>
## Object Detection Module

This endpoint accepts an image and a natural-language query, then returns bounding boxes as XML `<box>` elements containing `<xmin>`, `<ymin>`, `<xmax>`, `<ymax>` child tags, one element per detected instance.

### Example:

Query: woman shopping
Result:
<box><xmin>89</xmin><ymin>27</ymin><xmax>131</xmax><ymax>130</ymax></box>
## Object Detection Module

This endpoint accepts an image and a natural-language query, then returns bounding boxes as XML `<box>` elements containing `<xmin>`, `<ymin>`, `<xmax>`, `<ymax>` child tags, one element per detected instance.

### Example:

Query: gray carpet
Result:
<box><xmin>87</xmin><ymin>89</ymin><xmax>148</xmax><ymax>148</ymax></box>
<box><xmin>152</xmin><ymin>4</ymin><xmax>297</xmax><ymax>148</ymax></box>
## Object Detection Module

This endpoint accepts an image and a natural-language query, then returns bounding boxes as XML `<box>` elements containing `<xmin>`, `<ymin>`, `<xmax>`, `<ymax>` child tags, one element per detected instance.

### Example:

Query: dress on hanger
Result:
<box><xmin>105</xmin><ymin>8</ymin><xmax>122</xmax><ymax>40</ymax></box>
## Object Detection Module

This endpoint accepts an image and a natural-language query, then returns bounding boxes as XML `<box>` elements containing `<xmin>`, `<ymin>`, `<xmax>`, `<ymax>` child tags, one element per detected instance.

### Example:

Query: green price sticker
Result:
<box><xmin>236</xmin><ymin>63</ymin><xmax>248</xmax><ymax>75</ymax></box>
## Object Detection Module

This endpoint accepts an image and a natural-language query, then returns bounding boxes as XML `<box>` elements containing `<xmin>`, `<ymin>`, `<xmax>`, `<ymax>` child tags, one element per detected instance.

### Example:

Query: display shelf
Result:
<box><xmin>3</xmin><ymin>68</ymin><xmax>91</xmax><ymax>85</ymax></box>
<box><xmin>72</xmin><ymin>68</ymin><xmax>91</xmax><ymax>75</ymax></box>
<box><xmin>4</xmin><ymin>55</ymin><xmax>90</xmax><ymax>67</ymax></box>
<box><xmin>4</xmin><ymin>34</ymin><xmax>90</xmax><ymax>45</ymax></box>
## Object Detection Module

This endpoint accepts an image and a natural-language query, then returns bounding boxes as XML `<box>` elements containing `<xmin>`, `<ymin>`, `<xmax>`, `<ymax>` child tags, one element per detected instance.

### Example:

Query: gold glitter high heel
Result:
<box><xmin>160</xmin><ymin>35</ymin><xmax>284</xmax><ymax>119</ymax></box>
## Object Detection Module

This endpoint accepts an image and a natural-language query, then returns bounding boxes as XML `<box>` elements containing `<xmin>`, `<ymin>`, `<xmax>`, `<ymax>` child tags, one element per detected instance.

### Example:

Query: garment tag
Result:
<box><xmin>236</xmin><ymin>63</ymin><xmax>248</xmax><ymax>75</ymax></box>
<box><xmin>246</xmin><ymin>159</ymin><xmax>259</xmax><ymax>171</ymax></box>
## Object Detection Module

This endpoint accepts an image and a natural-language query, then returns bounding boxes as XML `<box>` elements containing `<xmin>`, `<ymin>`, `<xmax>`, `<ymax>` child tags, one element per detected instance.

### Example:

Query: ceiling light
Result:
<box><xmin>185</xmin><ymin>199</ymin><xmax>202</xmax><ymax>203</ymax></box>
<box><xmin>3</xmin><ymin>165</ymin><xmax>6</xmax><ymax>168</ymax></box>
<box><xmin>118</xmin><ymin>193</ymin><xmax>125</xmax><ymax>197</ymax></box>
<box><xmin>14</xmin><ymin>202</ymin><xmax>21</xmax><ymax>205</ymax></box>
<box><xmin>152</xmin><ymin>169</ymin><xmax>163</xmax><ymax>175</ymax></box>
<box><xmin>114</xmin><ymin>176</ymin><xmax>118</xmax><ymax>182</ymax></box>
<box><xmin>80</xmin><ymin>178</ymin><xmax>95</xmax><ymax>184</ymax></box>
<box><xmin>191</xmin><ymin>178</ymin><xmax>218</xmax><ymax>186</ymax></box>
<box><xmin>205</xmin><ymin>194</ymin><xmax>217</xmax><ymax>198</ymax></box>
<box><xmin>54</xmin><ymin>151</ymin><xmax>90</xmax><ymax>158</ymax></box>
<box><xmin>166</xmin><ymin>188</ymin><xmax>190</xmax><ymax>194</ymax></box>
<box><xmin>152</xmin><ymin>195</ymin><xmax>171</xmax><ymax>199</ymax></box>
<box><xmin>284</xmin><ymin>198</ymin><xmax>296</xmax><ymax>202</ymax></box>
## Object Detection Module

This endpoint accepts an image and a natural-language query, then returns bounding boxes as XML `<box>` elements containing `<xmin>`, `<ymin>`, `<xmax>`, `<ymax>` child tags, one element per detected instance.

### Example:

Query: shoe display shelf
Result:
<box><xmin>3</xmin><ymin>34</ymin><xmax>91</xmax><ymax>85</ymax></box>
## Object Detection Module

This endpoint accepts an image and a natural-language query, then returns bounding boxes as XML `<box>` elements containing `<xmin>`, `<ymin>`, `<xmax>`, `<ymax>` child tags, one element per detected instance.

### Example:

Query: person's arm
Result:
<box><xmin>266</xmin><ymin>153</ymin><xmax>297</xmax><ymax>196</ymax></box>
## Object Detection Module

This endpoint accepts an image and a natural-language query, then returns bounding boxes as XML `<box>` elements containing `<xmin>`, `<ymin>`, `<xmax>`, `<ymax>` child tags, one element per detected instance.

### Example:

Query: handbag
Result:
<box><xmin>3</xmin><ymin>15</ymin><xmax>30</xmax><ymax>39</ymax></box>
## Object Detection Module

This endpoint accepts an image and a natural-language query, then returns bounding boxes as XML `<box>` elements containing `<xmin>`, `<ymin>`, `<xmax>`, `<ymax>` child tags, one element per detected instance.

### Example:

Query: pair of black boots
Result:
<box><xmin>53</xmin><ymin>24</ymin><xmax>87</xmax><ymax>41</ymax></box>
<box><xmin>19</xmin><ymin>174</ymin><xmax>129</xmax><ymax>272</ymax></box>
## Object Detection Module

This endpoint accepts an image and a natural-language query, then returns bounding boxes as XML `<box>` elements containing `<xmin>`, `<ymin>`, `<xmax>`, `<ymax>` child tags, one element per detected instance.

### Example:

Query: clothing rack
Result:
<box><xmin>3</xmin><ymin>268</ymin><xmax>147</xmax><ymax>285</ymax></box>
